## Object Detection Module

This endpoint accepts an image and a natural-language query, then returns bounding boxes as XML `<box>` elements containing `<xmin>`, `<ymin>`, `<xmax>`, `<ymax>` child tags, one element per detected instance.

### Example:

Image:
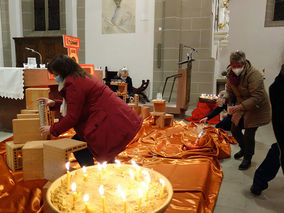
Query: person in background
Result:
<box><xmin>39</xmin><ymin>55</ymin><xmax>142</xmax><ymax>166</ymax></box>
<box><xmin>250</xmin><ymin>64</ymin><xmax>284</xmax><ymax>195</ymax></box>
<box><xmin>114</xmin><ymin>67</ymin><xmax>134</xmax><ymax>98</ymax></box>
<box><xmin>199</xmin><ymin>90</ymin><xmax>232</xmax><ymax>131</ymax></box>
<box><xmin>226</xmin><ymin>50</ymin><xmax>271</xmax><ymax>170</ymax></box>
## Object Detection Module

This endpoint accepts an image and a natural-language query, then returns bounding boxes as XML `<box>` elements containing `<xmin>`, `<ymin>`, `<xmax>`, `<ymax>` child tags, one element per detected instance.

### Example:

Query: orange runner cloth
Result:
<box><xmin>0</xmin><ymin>118</ymin><xmax>236</xmax><ymax>213</ymax></box>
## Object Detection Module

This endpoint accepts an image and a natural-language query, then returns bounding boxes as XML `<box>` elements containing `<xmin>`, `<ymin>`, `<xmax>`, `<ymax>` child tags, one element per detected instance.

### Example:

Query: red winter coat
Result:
<box><xmin>50</xmin><ymin>75</ymin><xmax>142</xmax><ymax>162</ymax></box>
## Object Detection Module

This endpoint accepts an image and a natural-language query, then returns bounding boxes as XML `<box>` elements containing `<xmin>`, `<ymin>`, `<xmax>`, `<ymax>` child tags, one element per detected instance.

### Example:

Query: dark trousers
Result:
<box><xmin>72</xmin><ymin>134</ymin><xmax>94</xmax><ymax>167</ymax></box>
<box><xmin>253</xmin><ymin>143</ymin><xmax>281</xmax><ymax>190</ymax></box>
<box><xmin>216</xmin><ymin>115</ymin><xmax>232</xmax><ymax>131</ymax></box>
<box><xmin>231</xmin><ymin>117</ymin><xmax>258</xmax><ymax>159</ymax></box>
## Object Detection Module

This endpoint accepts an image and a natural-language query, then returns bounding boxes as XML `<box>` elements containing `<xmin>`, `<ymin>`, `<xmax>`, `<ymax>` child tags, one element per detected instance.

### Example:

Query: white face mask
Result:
<box><xmin>232</xmin><ymin>67</ymin><xmax>244</xmax><ymax>76</ymax></box>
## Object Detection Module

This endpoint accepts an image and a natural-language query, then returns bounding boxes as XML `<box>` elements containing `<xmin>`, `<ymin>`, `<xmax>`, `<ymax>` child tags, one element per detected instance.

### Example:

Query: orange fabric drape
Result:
<box><xmin>0</xmin><ymin>118</ymin><xmax>235</xmax><ymax>213</ymax></box>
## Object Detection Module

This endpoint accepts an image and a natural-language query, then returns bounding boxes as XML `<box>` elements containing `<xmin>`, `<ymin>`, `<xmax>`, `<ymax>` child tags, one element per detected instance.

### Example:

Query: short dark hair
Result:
<box><xmin>47</xmin><ymin>55</ymin><xmax>91</xmax><ymax>79</ymax></box>
<box><xmin>230</xmin><ymin>50</ymin><xmax>246</xmax><ymax>63</ymax></box>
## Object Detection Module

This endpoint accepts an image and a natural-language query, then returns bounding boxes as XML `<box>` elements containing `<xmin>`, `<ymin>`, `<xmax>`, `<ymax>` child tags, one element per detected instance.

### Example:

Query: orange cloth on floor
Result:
<box><xmin>0</xmin><ymin>119</ymin><xmax>234</xmax><ymax>213</ymax></box>
<box><xmin>185</xmin><ymin>102</ymin><xmax>220</xmax><ymax>124</ymax></box>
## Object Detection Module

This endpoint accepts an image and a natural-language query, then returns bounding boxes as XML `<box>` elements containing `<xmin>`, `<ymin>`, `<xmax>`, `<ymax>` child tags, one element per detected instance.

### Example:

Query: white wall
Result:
<box><xmin>219</xmin><ymin>0</ymin><xmax>284</xmax><ymax>91</ymax></box>
<box><xmin>85</xmin><ymin>0</ymin><xmax>155</xmax><ymax>95</ymax></box>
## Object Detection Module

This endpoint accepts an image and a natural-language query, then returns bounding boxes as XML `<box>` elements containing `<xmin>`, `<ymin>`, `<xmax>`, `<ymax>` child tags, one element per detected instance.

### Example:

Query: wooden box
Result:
<box><xmin>23</xmin><ymin>140</ymin><xmax>48</xmax><ymax>180</ymax></box>
<box><xmin>17</xmin><ymin>113</ymin><xmax>40</xmax><ymax>119</ymax></box>
<box><xmin>6</xmin><ymin>141</ymin><xmax>24</xmax><ymax>171</ymax></box>
<box><xmin>141</xmin><ymin>106</ymin><xmax>151</xmax><ymax>119</ymax></box>
<box><xmin>152</xmin><ymin>100</ymin><xmax>166</xmax><ymax>112</ymax></box>
<box><xmin>21</xmin><ymin>109</ymin><xmax>39</xmax><ymax>114</ymax></box>
<box><xmin>12</xmin><ymin>118</ymin><xmax>47</xmax><ymax>144</ymax></box>
<box><xmin>43</xmin><ymin>138</ymin><xmax>87</xmax><ymax>181</ymax></box>
<box><xmin>25</xmin><ymin>88</ymin><xmax>50</xmax><ymax>110</ymax></box>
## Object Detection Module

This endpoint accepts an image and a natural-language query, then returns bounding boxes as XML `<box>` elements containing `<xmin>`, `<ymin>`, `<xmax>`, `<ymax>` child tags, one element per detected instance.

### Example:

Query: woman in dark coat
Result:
<box><xmin>226</xmin><ymin>51</ymin><xmax>271</xmax><ymax>170</ymax></box>
<box><xmin>39</xmin><ymin>55</ymin><xmax>142</xmax><ymax>165</ymax></box>
<box><xmin>250</xmin><ymin>64</ymin><xmax>284</xmax><ymax>195</ymax></box>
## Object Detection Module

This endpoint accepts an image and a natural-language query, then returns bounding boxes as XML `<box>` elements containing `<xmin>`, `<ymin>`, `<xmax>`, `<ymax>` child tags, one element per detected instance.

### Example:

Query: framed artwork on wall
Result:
<box><xmin>265</xmin><ymin>0</ymin><xmax>284</xmax><ymax>27</ymax></box>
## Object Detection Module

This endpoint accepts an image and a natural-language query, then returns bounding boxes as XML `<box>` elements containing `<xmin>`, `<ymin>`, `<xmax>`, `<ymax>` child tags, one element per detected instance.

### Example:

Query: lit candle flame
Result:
<box><xmin>138</xmin><ymin>188</ymin><xmax>143</xmax><ymax>197</ymax></box>
<box><xmin>160</xmin><ymin>179</ymin><xmax>165</xmax><ymax>186</ymax></box>
<box><xmin>99</xmin><ymin>185</ymin><xmax>104</xmax><ymax>196</ymax></box>
<box><xmin>98</xmin><ymin>162</ymin><xmax>102</xmax><ymax>171</ymax></box>
<box><xmin>115</xmin><ymin>159</ymin><xmax>121</xmax><ymax>167</ymax></box>
<box><xmin>102</xmin><ymin>161</ymin><xmax>107</xmax><ymax>169</ymax></box>
<box><xmin>83</xmin><ymin>194</ymin><xmax>89</xmax><ymax>203</ymax></box>
<box><xmin>117</xmin><ymin>184</ymin><xmax>122</xmax><ymax>194</ymax></box>
<box><xmin>71</xmin><ymin>182</ymin><xmax>76</xmax><ymax>192</ymax></box>
<box><xmin>129</xmin><ymin>170</ymin><xmax>135</xmax><ymax>179</ymax></box>
<box><xmin>83</xmin><ymin>166</ymin><xmax>86</xmax><ymax>174</ymax></box>
<box><xmin>142</xmin><ymin>170</ymin><xmax>150</xmax><ymax>183</ymax></box>
<box><xmin>65</xmin><ymin>162</ymin><xmax>70</xmax><ymax>171</ymax></box>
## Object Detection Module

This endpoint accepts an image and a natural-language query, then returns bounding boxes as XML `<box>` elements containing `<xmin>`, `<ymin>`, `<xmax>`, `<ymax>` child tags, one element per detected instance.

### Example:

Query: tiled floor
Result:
<box><xmin>0</xmin><ymin>111</ymin><xmax>283</xmax><ymax>213</ymax></box>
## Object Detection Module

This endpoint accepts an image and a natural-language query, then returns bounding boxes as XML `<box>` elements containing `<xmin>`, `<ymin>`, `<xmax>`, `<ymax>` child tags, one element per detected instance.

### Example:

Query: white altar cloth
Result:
<box><xmin>0</xmin><ymin>67</ymin><xmax>24</xmax><ymax>99</ymax></box>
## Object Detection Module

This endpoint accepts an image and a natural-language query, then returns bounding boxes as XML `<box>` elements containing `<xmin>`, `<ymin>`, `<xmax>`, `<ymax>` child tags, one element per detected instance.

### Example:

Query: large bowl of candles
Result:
<box><xmin>46</xmin><ymin>162</ymin><xmax>173</xmax><ymax>213</ymax></box>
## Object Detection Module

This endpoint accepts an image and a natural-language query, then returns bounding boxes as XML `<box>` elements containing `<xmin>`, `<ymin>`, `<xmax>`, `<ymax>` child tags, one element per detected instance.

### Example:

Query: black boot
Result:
<box><xmin>234</xmin><ymin>150</ymin><xmax>244</xmax><ymax>159</ymax></box>
<box><xmin>239</xmin><ymin>158</ymin><xmax>251</xmax><ymax>170</ymax></box>
<box><xmin>250</xmin><ymin>184</ymin><xmax>262</xmax><ymax>196</ymax></box>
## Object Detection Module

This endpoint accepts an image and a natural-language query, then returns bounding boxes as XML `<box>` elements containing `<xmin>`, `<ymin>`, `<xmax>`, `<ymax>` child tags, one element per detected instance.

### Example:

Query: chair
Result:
<box><xmin>103</xmin><ymin>66</ymin><xmax>118</xmax><ymax>90</ymax></box>
<box><xmin>133</xmin><ymin>80</ymin><xmax>150</xmax><ymax>103</ymax></box>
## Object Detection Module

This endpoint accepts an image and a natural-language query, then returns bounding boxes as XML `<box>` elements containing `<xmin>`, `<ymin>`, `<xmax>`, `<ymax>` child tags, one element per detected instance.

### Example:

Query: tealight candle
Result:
<box><xmin>83</xmin><ymin>166</ymin><xmax>88</xmax><ymax>182</ymax></box>
<box><xmin>99</xmin><ymin>185</ymin><xmax>106</xmax><ymax>213</ymax></box>
<box><xmin>71</xmin><ymin>182</ymin><xmax>77</xmax><ymax>207</ymax></box>
<box><xmin>159</xmin><ymin>179</ymin><xmax>165</xmax><ymax>198</ymax></box>
<box><xmin>65</xmin><ymin>162</ymin><xmax>70</xmax><ymax>190</ymax></box>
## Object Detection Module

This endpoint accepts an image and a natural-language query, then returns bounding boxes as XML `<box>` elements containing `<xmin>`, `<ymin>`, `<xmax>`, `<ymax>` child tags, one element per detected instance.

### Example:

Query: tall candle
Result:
<box><xmin>159</xmin><ymin>179</ymin><xmax>165</xmax><ymax>198</ymax></box>
<box><xmin>71</xmin><ymin>182</ymin><xmax>77</xmax><ymax>207</ymax></box>
<box><xmin>83</xmin><ymin>194</ymin><xmax>92</xmax><ymax>213</ymax></box>
<box><xmin>120</xmin><ymin>189</ymin><xmax>126</xmax><ymax>213</ymax></box>
<box><xmin>138</xmin><ymin>188</ymin><xmax>142</xmax><ymax>210</ymax></box>
<box><xmin>98</xmin><ymin>163</ymin><xmax>102</xmax><ymax>185</ymax></box>
<box><xmin>83</xmin><ymin>166</ymin><xmax>88</xmax><ymax>182</ymax></box>
<box><xmin>99</xmin><ymin>185</ymin><xmax>106</xmax><ymax>213</ymax></box>
<box><xmin>65</xmin><ymin>162</ymin><xmax>70</xmax><ymax>190</ymax></box>
<box><xmin>141</xmin><ymin>182</ymin><xmax>149</xmax><ymax>201</ymax></box>
<box><xmin>129</xmin><ymin>169</ymin><xmax>135</xmax><ymax>188</ymax></box>
<box><xmin>131</xmin><ymin>160</ymin><xmax>140</xmax><ymax>180</ymax></box>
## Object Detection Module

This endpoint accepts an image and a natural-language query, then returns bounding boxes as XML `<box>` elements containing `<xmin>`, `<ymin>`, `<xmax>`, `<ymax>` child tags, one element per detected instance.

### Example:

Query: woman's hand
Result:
<box><xmin>37</xmin><ymin>97</ymin><xmax>55</xmax><ymax>107</ymax></box>
<box><xmin>40</xmin><ymin>126</ymin><xmax>51</xmax><ymax>136</ymax></box>
<box><xmin>228</xmin><ymin>104</ymin><xmax>244</xmax><ymax>114</ymax></box>
<box><xmin>199</xmin><ymin>117</ymin><xmax>208</xmax><ymax>123</ymax></box>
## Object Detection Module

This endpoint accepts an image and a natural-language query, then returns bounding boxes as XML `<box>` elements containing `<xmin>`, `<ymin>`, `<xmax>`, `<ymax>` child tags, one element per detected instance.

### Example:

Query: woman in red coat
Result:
<box><xmin>39</xmin><ymin>55</ymin><xmax>142</xmax><ymax>165</ymax></box>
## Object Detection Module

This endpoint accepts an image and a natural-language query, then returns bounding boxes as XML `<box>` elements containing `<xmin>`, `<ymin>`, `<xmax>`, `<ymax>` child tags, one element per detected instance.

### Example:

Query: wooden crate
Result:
<box><xmin>5</xmin><ymin>141</ymin><xmax>24</xmax><ymax>171</ymax></box>
<box><xmin>21</xmin><ymin>109</ymin><xmax>39</xmax><ymax>114</ymax></box>
<box><xmin>17</xmin><ymin>113</ymin><xmax>40</xmax><ymax>119</ymax></box>
<box><xmin>141</xmin><ymin>106</ymin><xmax>151</xmax><ymax>119</ymax></box>
<box><xmin>13</xmin><ymin>118</ymin><xmax>47</xmax><ymax>144</ymax></box>
<box><xmin>23</xmin><ymin>140</ymin><xmax>48</xmax><ymax>180</ymax></box>
<box><xmin>25</xmin><ymin>88</ymin><xmax>50</xmax><ymax>110</ymax></box>
<box><xmin>152</xmin><ymin>113</ymin><xmax>174</xmax><ymax>128</ymax></box>
<box><xmin>43</xmin><ymin>138</ymin><xmax>87</xmax><ymax>181</ymax></box>
<box><xmin>152</xmin><ymin>100</ymin><xmax>166</xmax><ymax>112</ymax></box>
